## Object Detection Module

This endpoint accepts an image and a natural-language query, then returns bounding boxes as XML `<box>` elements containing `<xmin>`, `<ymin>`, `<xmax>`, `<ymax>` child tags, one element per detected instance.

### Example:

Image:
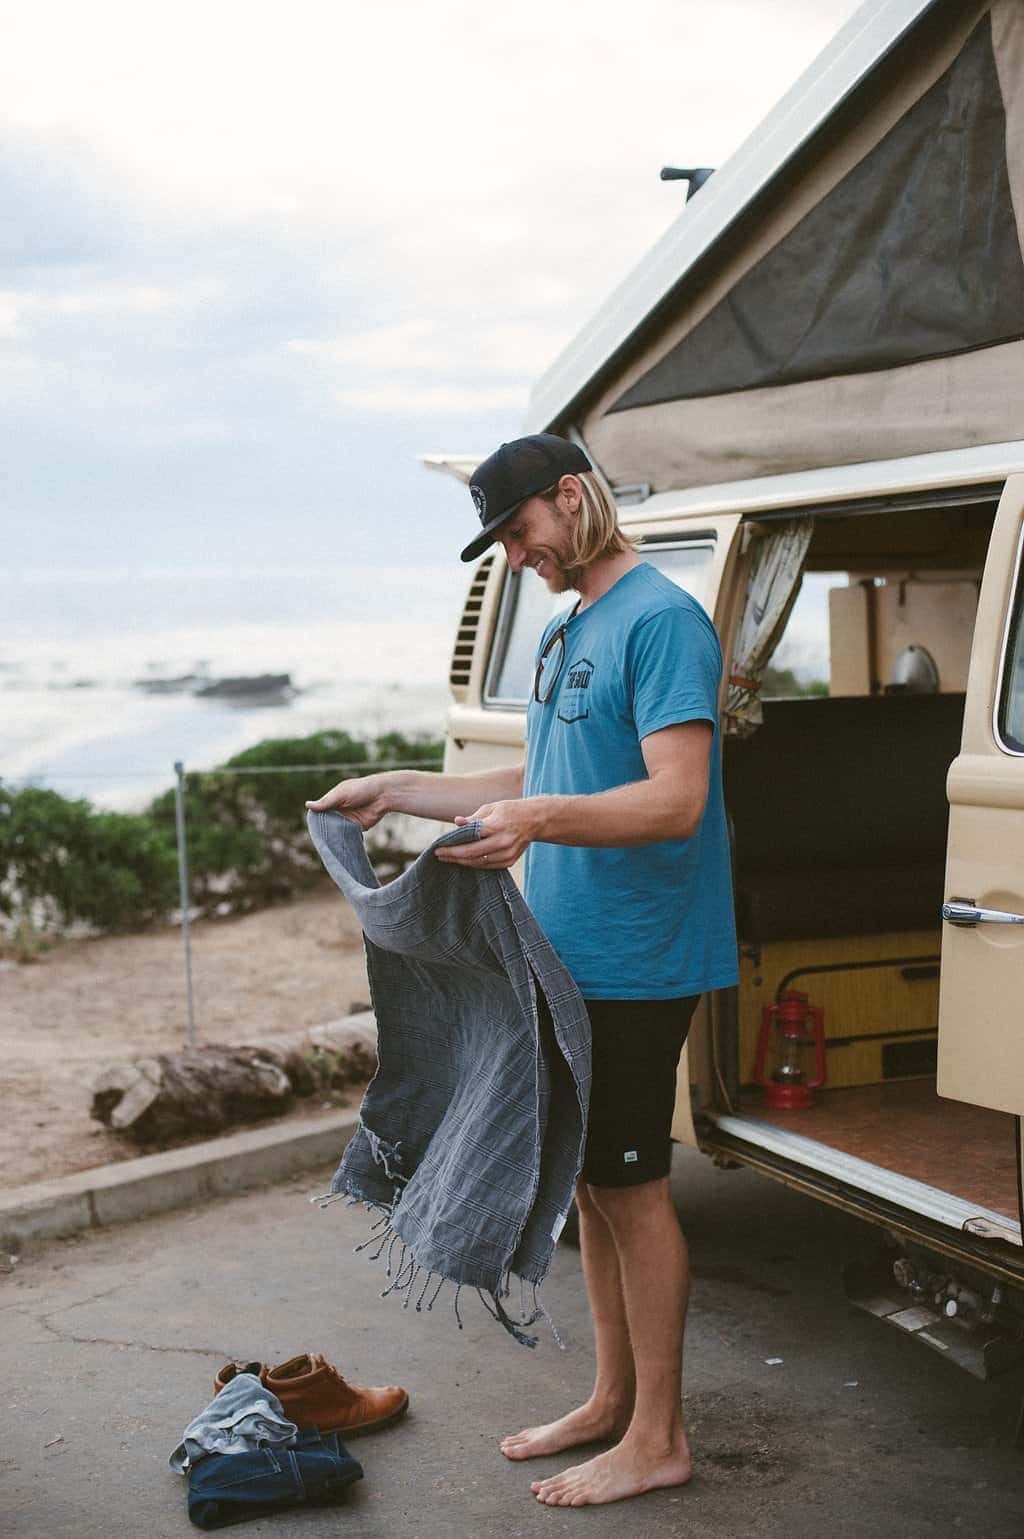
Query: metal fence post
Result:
<box><xmin>174</xmin><ymin>759</ymin><xmax>196</xmax><ymax>1046</ymax></box>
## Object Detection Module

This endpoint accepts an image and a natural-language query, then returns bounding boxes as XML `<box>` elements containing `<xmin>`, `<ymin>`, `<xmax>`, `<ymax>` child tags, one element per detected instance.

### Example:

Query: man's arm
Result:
<box><xmin>435</xmin><ymin>721</ymin><xmax>712</xmax><ymax>868</ymax></box>
<box><xmin>305</xmin><ymin>761</ymin><xmax>525</xmax><ymax>830</ymax></box>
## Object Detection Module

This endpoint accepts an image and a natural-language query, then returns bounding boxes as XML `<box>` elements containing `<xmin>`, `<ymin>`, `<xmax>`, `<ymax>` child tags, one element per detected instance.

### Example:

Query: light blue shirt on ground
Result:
<box><xmin>522</xmin><ymin>562</ymin><xmax>739</xmax><ymax>1000</ymax></box>
<box><xmin>169</xmin><ymin>1373</ymin><xmax>298</xmax><ymax>1474</ymax></box>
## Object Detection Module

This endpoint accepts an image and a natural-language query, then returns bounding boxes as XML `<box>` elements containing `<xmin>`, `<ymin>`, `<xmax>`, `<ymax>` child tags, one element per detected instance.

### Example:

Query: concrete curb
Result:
<box><xmin>0</xmin><ymin>1110</ymin><xmax>358</xmax><ymax>1252</ymax></box>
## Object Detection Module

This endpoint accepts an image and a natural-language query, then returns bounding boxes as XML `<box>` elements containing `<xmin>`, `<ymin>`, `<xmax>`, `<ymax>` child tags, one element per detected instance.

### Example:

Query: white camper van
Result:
<box><xmin>429</xmin><ymin>0</ymin><xmax>1024</xmax><ymax>1396</ymax></box>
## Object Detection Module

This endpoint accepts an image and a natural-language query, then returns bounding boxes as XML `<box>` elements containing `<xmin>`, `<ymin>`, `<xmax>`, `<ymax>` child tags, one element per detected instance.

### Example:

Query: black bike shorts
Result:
<box><xmin>580</xmin><ymin>994</ymin><xmax>701</xmax><ymax>1189</ymax></box>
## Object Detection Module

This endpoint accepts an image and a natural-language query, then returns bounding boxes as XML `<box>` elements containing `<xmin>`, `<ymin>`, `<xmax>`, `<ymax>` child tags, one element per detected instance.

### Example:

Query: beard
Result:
<box><xmin>534</xmin><ymin>552</ymin><xmax>581</xmax><ymax>595</ymax></box>
<box><xmin>550</xmin><ymin>559</ymin><xmax>584</xmax><ymax>594</ymax></box>
<box><xmin>535</xmin><ymin>515</ymin><xmax>583</xmax><ymax>594</ymax></box>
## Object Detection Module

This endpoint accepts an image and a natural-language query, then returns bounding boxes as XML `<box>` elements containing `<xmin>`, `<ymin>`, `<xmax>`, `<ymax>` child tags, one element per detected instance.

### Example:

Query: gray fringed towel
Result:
<box><xmin>306</xmin><ymin>811</ymin><xmax>591</xmax><ymax>1346</ymax></box>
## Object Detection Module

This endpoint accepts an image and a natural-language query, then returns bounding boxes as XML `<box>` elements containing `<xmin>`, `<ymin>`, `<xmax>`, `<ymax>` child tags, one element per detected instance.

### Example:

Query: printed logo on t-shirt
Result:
<box><xmin>623</xmin><ymin>1149</ymin><xmax>638</xmax><ymax>1163</ymax></box>
<box><xmin>557</xmin><ymin>656</ymin><xmax>594</xmax><ymax>724</ymax></box>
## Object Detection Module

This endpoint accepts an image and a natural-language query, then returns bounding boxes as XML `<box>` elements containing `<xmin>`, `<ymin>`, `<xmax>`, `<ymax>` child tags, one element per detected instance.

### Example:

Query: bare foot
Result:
<box><xmin>530</xmin><ymin>1434</ymin><xmax>692</xmax><ymax>1506</ymax></box>
<box><xmin>500</xmin><ymin>1401</ymin><xmax>627</xmax><ymax>1461</ymax></box>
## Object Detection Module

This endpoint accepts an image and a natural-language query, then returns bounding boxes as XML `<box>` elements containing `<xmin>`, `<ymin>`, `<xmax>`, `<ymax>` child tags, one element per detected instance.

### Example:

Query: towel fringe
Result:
<box><xmin>426</xmin><ymin>1274</ymin><xmax>445</xmax><ymax>1312</ymax></box>
<box><xmin>381</xmin><ymin>1252</ymin><xmax>415</xmax><ymax>1299</ymax></box>
<box><xmin>491</xmin><ymin>1290</ymin><xmax>540</xmax><ymax>1349</ymax></box>
<box><xmin>382</xmin><ymin>1253</ymin><xmax>416</xmax><ymax>1300</ymax></box>
<box><xmin>539</xmin><ymin>1297</ymin><xmax>566</xmax><ymax>1351</ymax></box>
<box><xmin>319</xmin><ymin>1188</ymin><xmax>565</xmax><ymax>1349</ymax></box>
<box><xmin>400</xmin><ymin>1264</ymin><xmax>422</xmax><ymax>1310</ymax></box>
<box><xmin>309</xmin><ymin>1190</ymin><xmax>349</xmax><ymax>1210</ymax></box>
<box><xmin>353</xmin><ymin>1211</ymin><xmax>392</xmax><ymax>1253</ymax></box>
<box><xmin>362</xmin><ymin>1225</ymin><xmax>393</xmax><ymax>1262</ymax></box>
<box><xmin>383</xmin><ymin>1232</ymin><xmax>401</xmax><ymax>1277</ymax></box>
<box><xmin>475</xmin><ymin>1287</ymin><xmax>500</xmax><ymax>1323</ymax></box>
<box><xmin>415</xmin><ymin>1270</ymin><xmax>434</xmax><ymax>1312</ymax></box>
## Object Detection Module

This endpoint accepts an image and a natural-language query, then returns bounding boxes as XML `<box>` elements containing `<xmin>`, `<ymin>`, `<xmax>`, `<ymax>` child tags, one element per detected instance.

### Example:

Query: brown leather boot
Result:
<box><xmin>213</xmin><ymin>1360</ymin><xmax>264</xmax><ymax>1395</ymax></box>
<box><xmin>263</xmin><ymin>1352</ymin><xmax>409</xmax><ymax>1437</ymax></box>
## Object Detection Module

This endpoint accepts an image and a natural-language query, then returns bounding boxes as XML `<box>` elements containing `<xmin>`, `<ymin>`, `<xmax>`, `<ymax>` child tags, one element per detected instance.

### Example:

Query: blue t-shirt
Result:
<box><xmin>522</xmin><ymin>562</ymin><xmax>738</xmax><ymax>1000</ymax></box>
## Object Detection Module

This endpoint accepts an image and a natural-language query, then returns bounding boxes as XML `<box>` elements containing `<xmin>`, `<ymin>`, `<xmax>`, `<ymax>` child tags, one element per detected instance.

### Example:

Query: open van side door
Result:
<box><xmin>938</xmin><ymin>475</ymin><xmax>1024</xmax><ymax>1161</ymax></box>
<box><xmin>668</xmin><ymin>512</ymin><xmax>745</xmax><ymax>1148</ymax></box>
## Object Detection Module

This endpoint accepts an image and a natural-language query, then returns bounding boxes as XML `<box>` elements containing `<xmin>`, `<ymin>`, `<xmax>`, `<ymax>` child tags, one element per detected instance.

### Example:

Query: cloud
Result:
<box><xmin>334</xmin><ymin>382</ymin><xmax>528</xmax><ymax>415</ymax></box>
<box><xmin>289</xmin><ymin>316</ymin><xmax>571</xmax><ymax>421</ymax></box>
<box><xmin>0</xmin><ymin>282</ymin><xmax>174</xmax><ymax>333</ymax></box>
<box><xmin>291</xmin><ymin>318</ymin><xmax>573</xmax><ymax>377</ymax></box>
<box><xmin>49</xmin><ymin>285</ymin><xmax>173</xmax><ymax>316</ymax></box>
<box><xmin>0</xmin><ymin>2</ymin><xmax>861</xmax><ymax>232</ymax></box>
<box><xmin>0</xmin><ymin>0</ymin><xmax>864</xmax><ymax>570</ymax></box>
<box><xmin>0</xmin><ymin>131</ymin><xmax>141</xmax><ymax>269</ymax></box>
<box><xmin>290</xmin><ymin>321</ymin><xmax>448</xmax><ymax>373</ymax></box>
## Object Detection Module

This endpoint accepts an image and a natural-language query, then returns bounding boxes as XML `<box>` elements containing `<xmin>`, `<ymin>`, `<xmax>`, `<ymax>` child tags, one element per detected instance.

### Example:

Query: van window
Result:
<box><xmin>764</xmin><ymin>572</ymin><xmax>839</xmax><ymax>698</ymax></box>
<box><xmin>997</xmin><ymin>534</ymin><xmax>1024</xmax><ymax>754</ymax></box>
<box><xmin>485</xmin><ymin>540</ymin><xmax>715</xmax><ymax>706</ymax></box>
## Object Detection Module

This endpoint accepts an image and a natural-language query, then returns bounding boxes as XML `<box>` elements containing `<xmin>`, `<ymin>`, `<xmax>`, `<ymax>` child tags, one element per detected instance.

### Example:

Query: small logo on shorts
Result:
<box><xmin>623</xmin><ymin>1150</ymin><xmax>638</xmax><ymax>1163</ymax></box>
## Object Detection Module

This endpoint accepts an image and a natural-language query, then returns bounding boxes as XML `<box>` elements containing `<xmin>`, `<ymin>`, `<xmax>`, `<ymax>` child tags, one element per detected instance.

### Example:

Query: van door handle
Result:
<box><xmin>942</xmin><ymin>901</ymin><xmax>1024</xmax><ymax>927</ymax></box>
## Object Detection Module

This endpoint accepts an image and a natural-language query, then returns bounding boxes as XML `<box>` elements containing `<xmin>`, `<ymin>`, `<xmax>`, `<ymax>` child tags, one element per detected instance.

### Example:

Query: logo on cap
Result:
<box><xmin>471</xmin><ymin>484</ymin><xmax>487</xmax><ymax>520</ymax></box>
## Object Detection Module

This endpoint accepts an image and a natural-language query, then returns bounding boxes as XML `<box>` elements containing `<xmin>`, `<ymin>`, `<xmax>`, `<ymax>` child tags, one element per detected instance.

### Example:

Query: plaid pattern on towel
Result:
<box><xmin>306</xmin><ymin>810</ymin><xmax>591</xmax><ymax>1345</ymax></box>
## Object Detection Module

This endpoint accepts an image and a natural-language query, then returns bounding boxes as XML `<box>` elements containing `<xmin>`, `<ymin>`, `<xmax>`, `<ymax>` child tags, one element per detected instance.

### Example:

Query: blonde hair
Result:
<box><xmin>540</xmin><ymin>471</ymin><xmax>638</xmax><ymax>570</ymax></box>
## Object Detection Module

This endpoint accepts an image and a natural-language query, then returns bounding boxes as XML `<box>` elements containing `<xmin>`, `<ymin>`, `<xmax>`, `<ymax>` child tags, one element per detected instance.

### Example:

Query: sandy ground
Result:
<box><xmin>0</xmin><ymin>881</ymin><xmax>371</xmax><ymax>1189</ymax></box>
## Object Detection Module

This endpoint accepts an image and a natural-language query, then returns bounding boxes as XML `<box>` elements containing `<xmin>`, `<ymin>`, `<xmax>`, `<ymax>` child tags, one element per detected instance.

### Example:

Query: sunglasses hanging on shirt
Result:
<box><xmin>533</xmin><ymin>626</ymin><xmax>567</xmax><ymax>705</ymax></box>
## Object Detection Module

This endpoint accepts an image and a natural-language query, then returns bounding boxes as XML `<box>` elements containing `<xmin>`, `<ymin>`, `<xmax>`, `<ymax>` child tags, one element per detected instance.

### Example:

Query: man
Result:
<box><xmin>306</xmin><ymin>432</ymin><xmax>738</xmax><ymax>1507</ymax></box>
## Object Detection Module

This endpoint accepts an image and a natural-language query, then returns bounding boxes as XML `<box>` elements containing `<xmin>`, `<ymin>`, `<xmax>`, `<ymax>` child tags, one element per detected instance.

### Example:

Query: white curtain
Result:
<box><xmin>724</xmin><ymin>518</ymin><xmax>814</xmax><ymax>737</ymax></box>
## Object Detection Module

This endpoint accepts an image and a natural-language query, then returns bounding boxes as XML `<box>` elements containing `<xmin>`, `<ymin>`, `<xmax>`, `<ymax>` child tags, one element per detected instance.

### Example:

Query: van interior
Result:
<box><xmin>719</xmin><ymin>493</ymin><xmax>1019</xmax><ymax>1225</ymax></box>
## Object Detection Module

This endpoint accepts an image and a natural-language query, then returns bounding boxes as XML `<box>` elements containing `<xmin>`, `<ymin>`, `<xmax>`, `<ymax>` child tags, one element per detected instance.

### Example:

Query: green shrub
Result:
<box><xmin>0</xmin><ymin>729</ymin><xmax>443</xmax><ymax>936</ymax></box>
<box><xmin>0</xmin><ymin>783</ymin><xmax>178</xmax><ymax>933</ymax></box>
<box><xmin>147</xmin><ymin>728</ymin><xmax>442</xmax><ymax>916</ymax></box>
<box><xmin>762</xmin><ymin>665</ymin><xmax>829</xmax><ymax>699</ymax></box>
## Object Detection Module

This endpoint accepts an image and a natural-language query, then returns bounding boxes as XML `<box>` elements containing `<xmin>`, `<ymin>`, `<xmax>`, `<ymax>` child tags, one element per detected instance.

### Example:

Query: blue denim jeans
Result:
<box><xmin>186</xmin><ymin>1427</ymin><xmax>363</xmax><ymax>1529</ymax></box>
<box><xmin>170</xmin><ymin>1371</ymin><xmax>298</xmax><ymax>1475</ymax></box>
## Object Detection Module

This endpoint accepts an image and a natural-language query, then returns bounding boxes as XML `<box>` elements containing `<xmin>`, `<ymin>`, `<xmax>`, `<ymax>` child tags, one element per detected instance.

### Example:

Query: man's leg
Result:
<box><xmin>500</xmin><ymin>1179</ymin><xmax>635</xmax><ymax>1459</ymax></box>
<box><xmin>531</xmin><ymin>1175</ymin><xmax>692</xmax><ymax>1506</ymax></box>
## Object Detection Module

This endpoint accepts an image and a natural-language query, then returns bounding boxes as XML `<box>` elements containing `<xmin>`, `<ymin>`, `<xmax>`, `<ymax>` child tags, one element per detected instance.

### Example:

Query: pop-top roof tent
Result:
<box><xmin>522</xmin><ymin>0</ymin><xmax>1024</xmax><ymax>494</ymax></box>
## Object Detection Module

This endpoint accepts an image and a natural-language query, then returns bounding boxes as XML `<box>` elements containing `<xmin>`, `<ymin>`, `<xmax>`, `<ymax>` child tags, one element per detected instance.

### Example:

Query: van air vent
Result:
<box><xmin>449</xmin><ymin>553</ymin><xmax>494</xmax><ymax>691</ymax></box>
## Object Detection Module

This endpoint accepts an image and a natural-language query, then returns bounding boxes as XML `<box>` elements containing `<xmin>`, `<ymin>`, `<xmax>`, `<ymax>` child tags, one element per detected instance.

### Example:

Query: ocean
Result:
<box><xmin>2</xmin><ymin>562</ymin><xmax>468</xmax><ymax>811</ymax></box>
<box><xmin>2</xmin><ymin>558</ymin><xmax>837</xmax><ymax>815</ymax></box>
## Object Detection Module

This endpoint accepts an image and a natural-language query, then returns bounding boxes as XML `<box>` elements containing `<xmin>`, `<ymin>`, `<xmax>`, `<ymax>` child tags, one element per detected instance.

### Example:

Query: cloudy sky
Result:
<box><xmin>2</xmin><ymin>0</ymin><xmax>862</xmax><ymax>578</ymax></box>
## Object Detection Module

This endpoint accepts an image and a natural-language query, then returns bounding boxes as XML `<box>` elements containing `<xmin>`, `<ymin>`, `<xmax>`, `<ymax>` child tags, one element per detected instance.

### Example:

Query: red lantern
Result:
<box><xmin>753</xmin><ymin>990</ymin><xmax>827</xmax><ymax>1110</ymax></box>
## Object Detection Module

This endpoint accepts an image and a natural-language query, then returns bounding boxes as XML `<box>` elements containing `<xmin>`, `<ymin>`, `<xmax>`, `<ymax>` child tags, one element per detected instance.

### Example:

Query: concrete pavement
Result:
<box><xmin>3</xmin><ymin>1143</ymin><xmax>1023</xmax><ymax>1538</ymax></box>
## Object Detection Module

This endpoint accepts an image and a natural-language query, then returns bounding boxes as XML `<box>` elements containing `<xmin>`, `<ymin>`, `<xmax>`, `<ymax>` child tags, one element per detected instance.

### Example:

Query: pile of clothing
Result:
<box><xmin>169</xmin><ymin>1352</ymin><xmax>407</xmax><ymax>1530</ymax></box>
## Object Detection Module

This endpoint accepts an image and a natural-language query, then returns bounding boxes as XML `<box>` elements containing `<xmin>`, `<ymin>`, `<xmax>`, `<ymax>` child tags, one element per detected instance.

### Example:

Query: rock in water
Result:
<box><xmin>194</xmin><ymin>673</ymin><xmax>294</xmax><ymax>699</ymax></box>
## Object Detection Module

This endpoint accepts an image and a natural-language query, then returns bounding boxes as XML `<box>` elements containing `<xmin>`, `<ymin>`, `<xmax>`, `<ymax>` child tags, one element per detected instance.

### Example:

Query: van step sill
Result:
<box><xmin>706</xmin><ymin>1112</ymin><xmax>1022</xmax><ymax>1248</ymax></box>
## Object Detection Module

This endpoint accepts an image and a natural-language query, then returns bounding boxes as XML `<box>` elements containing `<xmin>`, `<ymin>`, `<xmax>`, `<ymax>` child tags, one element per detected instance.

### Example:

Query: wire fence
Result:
<box><xmin>3</xmin><ymin>758</ymin><xmax>443</xmax><ymax>786</ymax></box>
<box><xmin>4</xmin><ymin>753</ymin><xmax>444</xmax><ymax>1048</ymax></box>
<box><xmin>169</xmin><ymin>756</ymin><xmax>442</xmax><ymax>1046</ymax></box>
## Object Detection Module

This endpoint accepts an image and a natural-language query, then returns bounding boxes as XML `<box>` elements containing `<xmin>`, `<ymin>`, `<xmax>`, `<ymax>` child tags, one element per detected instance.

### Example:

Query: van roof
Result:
<box><xmin>523</xmin><ymin>0</ymin><xmax>939</xmax><ymax>437</ymax></box>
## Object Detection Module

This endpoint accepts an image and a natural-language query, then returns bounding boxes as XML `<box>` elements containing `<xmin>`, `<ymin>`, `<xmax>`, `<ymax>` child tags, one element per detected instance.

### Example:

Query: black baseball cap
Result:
<box><xmin>460</xmin><ymin>433</ymin><xmax>592</xmax><ymax>562</ymax></box>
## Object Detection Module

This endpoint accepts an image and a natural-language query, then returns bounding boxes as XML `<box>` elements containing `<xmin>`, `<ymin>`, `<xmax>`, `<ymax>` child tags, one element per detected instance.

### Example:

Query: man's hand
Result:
<box><xmin>304</xmin><ymin>773</ymin><xmax>394</xmax><ymax>831</ymax></box>
<box><xmin>434</xmin><ymin>799</ymin><xmax>539</xmax><ymax>869</ymax></box>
